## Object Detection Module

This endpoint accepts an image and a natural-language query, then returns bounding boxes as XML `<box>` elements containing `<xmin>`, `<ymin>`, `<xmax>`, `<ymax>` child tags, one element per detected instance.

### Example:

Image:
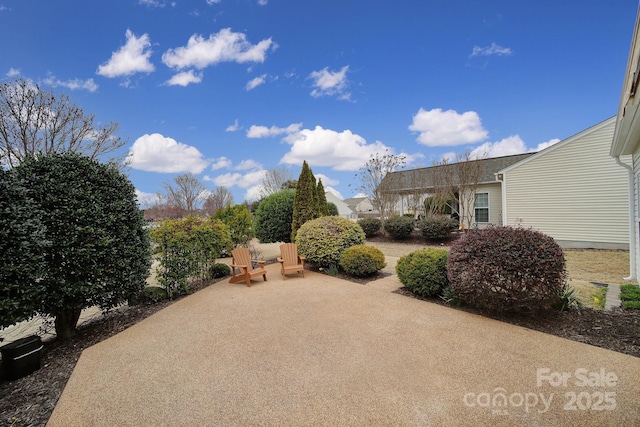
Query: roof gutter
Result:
<box><xmin>615</xmin><ymin>156</ymin><xmax>636</xmax><ymax>280</ymax></box>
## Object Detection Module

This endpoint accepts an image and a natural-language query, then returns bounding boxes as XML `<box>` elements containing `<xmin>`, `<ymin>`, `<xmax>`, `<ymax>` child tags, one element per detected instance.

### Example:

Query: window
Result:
<box><xmin>474</xmin><ymin>192</ymin><xmax>489</xmax><ymax>223</ymax></box>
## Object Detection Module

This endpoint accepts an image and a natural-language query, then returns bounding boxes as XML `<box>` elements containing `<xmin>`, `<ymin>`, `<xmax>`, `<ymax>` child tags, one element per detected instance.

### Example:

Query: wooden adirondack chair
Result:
<box><xmin>277</xmin><ymin>243</ymin><xmax>305</xmax><ymax>280</ymax></box>
<box><xmin>229</xmin><ymin>247</ymin><xmax>267</xmax><ymax>287</ymax></box>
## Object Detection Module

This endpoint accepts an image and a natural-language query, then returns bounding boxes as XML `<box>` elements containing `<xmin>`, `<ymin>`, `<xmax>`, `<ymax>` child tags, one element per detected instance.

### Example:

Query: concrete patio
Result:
<box><xmin>47</xmin><ymin>262</ymin><xmax>640</xmax><ymax>426</ymax></box>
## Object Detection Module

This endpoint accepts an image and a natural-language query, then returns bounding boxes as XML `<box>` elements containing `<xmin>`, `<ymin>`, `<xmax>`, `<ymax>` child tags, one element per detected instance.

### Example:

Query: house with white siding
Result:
<box><xmin>500</xmin><ymin>117</ymin><xmax>631</xmax><ymax>250</ymax></box>
<box><xmin>325</xmin><ymin>191</ymin><xmax>357</xmax><ymax>219</ymax></box>
<box><xmin>382</xmin><ymin>153</ymin><xmax>533</xmax><ymax>228</ymax></box>
<box><xmin>611</xmin><ymin>5</ymin><xmax>640</xmax><ymax>280</ymax></box>
<box><xmin>343</xmin><ymin>196</ymin><xmax>375</xmax><ymax>216</ymax></box>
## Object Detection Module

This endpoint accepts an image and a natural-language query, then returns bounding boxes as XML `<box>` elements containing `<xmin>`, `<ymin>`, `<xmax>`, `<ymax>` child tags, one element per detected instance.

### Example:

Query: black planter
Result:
<box><xmin>0</xmin><ymin>335</ymin><xmax>43</xmax><ymax>381</ymax></box>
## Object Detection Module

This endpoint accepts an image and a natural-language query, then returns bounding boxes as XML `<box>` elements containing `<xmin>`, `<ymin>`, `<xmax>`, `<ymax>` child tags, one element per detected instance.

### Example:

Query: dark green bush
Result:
<box><xmin>396</xmin><ymin>248</ymin><xmax>449</xmax><ymax>297</ymax></box>
<box><xmin>340</xmin><ymin>245</ymin><xmax>386</xmax><ymax>277</ymax></box>
<box><xmin>296</xmin><ymin>216</ymin><xmax>365</xmax><ymax>268</ymax></box>
<box><xmin>419</xmin><ymin>215</ymin><xmax>458</xmax><ymax>241</ymax></box>
<box><xmin>358</xmin><ymin>218</ymin><xmax>382</xmax><ymax>237</ymax></box>
<box><xmin>254</xmin><ymin>189</ymin><xmax>295</xmax><ymax>243</ymax></box>
<box><xmin>383</xmin><ymin>216</ymin><xmax>415</xmax><ymax>240</ymax></box>
<box><xmin>327</xmin><ymin>202</ymin><xmax>339</xmax><ymax>216</ymax></box>
<box><xmin>129</xmin><ymin>286</ymin><xmax>169</xmax><ymax>306</ymax></box>
<box><xmin>447</xmin><ymin>226</ymin><xmax>567</xmax><ymax>313</ymax></box>
<box><xmin>209</xmin><ymin>263</ymin><xmax>231</xmax><ymax>279</ymax></box>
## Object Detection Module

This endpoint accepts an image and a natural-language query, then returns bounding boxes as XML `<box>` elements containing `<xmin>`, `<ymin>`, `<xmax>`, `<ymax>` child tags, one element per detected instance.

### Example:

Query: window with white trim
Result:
<box><xmin>474</xmin><ymin>192</ymin><xmax>489</xmax><ymax>223</ymax></box>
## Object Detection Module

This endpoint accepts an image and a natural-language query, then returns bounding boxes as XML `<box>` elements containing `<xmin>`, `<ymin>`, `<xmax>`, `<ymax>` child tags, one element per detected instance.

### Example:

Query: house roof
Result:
<box><xmin>382</xmin><ymin>153</ymin><xmax>534</xmax><ymax>193</ymax></box>
<box><xmin>343</xmin><ymin>197</ymin><xmax>367</xmax><ymax>208</ymax></box>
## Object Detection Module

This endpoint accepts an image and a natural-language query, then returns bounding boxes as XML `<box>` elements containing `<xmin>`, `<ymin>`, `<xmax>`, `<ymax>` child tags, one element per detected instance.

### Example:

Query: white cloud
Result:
<box><xmin>42</xmin><ymin>75</ymin><xmax>98</xmax><ymax>92</ymax></box>
<box><xmin>247</xmin><ymin>123</ymin><xmax>302</xmax><ymax>138</ymax></box>
<box><xmin>470</xmin><ymin>42</ymin><xmax>512</xmax><ymax>57</ymax></box>
<box><xmin>162</xmin><ymin>28</ymin><xmax>274</xmax><ymax>70</ymax></box>
<box><xmin>535</xmin><ymin>138</ymin><xmax>561</xmax><ymax>151</ymax></box>
<box><xmin>309</xmin><ymin>66</ymin><xmax>350</xmax><ymax>99</ymax></box>
<box><xmin>164</xmin><ymin>70</ymin><xmax>203</xmax><ymax>86</ymax></box>
<box><xmin>325</xmin><ymin>186</ymin><xmax>344</xmax><ymax>200</ymax></box>
<box><xmin>226</xmin><ymin>119</ymin><xmax>240</xmax><ymax>132</ymax></box>
<box><xmin>127</xmin><ymin>133</ymin><xmax>209</xmax><ymax>173</ymax></box>
<box><xmin>257</xmin><ymin>0</ymin><xmax>268</xmax><ymax>5</ymax></box>
<box><xmin>211</xmin><ymin>169</ymin><xmax>265</xmax><ymax>189</ymax></box>
<box><xmin>135</xmin><ymin>189</ymin><xmax>158</xmax><ymax>207</ymax></box>
<box><xmin>280</xmin><ymin>126</ymin><xmax>394</xmax><ymax>171</ymax></box>
<box><xmin>315</xmin><ymin>173</ymin><xmax>338</xmax><ymax>186</ymax></box>
<box><xmin>211</xmin><ymin>156</ymin><xmax>233</xmax><ymax>170</ymax></box>
<box><xmin>236</xmin><ymin>159</ymin><xmax>262</xmax><ymax>170</ymax></box>
<box><xmin>97</xmin><ymin>29</ymin><xmax>155</xmax><ymax>78</ymax></box>
<box><xmin>469</xmin><ymin>135</ymin><xmax>527</xmax><ymax>159</ymax></box>
<box><xmin>6</xmin><ymin>68</ymin><xmax>20</xmax><ymax>77</ymax></box>
<box><xmin>206</xmin><ymin>0</ymin><xmax>221</xmax><ymax>4</ymax></box>
<box><xmin>246</xmin><ymin>74</ymin><xmax>266</xmax><ymax>90</ymax></box>
<box><xmin>409</xmin><ymin>108</ymin><xmax>488</xmax><ymax>147</ymax></box>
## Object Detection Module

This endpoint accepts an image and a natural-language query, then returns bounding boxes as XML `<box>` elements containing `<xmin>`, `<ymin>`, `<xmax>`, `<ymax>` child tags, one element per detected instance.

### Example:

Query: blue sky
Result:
<box><xmin>1</xmin><ymin>0</ymin><xmax>637</xmax><ymax>205</ymax></box>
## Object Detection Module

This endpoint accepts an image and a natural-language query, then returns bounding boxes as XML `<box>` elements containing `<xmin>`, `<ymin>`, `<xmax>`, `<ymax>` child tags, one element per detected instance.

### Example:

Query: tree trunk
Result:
<box><xmin>54</xmin><ymin>308</ymin><xmax>82</xmax><ymax>340</ymax></box>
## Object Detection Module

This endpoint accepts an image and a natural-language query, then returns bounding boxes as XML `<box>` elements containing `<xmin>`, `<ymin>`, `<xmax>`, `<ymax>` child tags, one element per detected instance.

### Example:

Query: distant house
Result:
<box><xmin>500</xmin><ymin>117</ymin><xmax>630</xmax><ymax>250</ymax></box>
<box><xmin>325</xmin><ymin>191</ymin><xmax>357</xmax><ymax>219</ymax></box>
<box><xmin>611</xmin><ymin>4</ymin><xmax>640</xmax><ymax>279</ymax></box>
<box><xmin>382</xmin><ymin>153</ymin><xmax>533</xmax><ymax>228</ymax></box>
<box><xmin>343</xmin><ymin>197</ymin><xmax>376</xmax><ymax>217</ymax></box>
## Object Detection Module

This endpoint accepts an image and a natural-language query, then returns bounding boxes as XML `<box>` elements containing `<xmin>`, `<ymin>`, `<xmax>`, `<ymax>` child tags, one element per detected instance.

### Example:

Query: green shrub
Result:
<box><xmin>447</xmin><ymin>227</ymin><xmax>567</xmax><ymax>313</ymax></box>
<box><xmin>396</xmin><ymin>248</ymin><xmax>449</xmax><ymax>297</ymax></box>
<box><xmin>383</xmin><ymin>216</ymin><xmax>415</xmax><ymax>240</ymax></box>
<box><xmin>209</xmin><ymin>263</ymin><xmax>231</xmax><ymax>279</ymax></box>
<box><xmin>340</xmin><ymin>245</ymin><xmax>386</xmax><ymax>277</ymax></box>
<box><xmin>553</xmin><ymin>284</ymin><xmax>583</xmax><ymax>311</ymax></box>
<box><xmin>296</xmin><ymin>216</ymin><xmax>365</xmax><ymax>268</ymax></box>
<box><xmin>129</xmin><ymin>286</ymin><xmax>169</xmax><ymax>306</ymax></box>
<box><xmin>327</xmin><ymin>202</ymin><xmax>339</xmax><ymax>216</ymax></box>
<box><xmin>151</xmin><ymin>216</ymin><xmax>232</xmax><ymax>297</ymax></box>
<box><xmin>419</xmin><ymin>215</ymin><xmax>458</xmax><ymax>241</ymax></box>
<box><xmin>622</xmin><ymin>300</ymin><xmax>640</xmax><ymax>309</ymax></box>
<box><xmin>254</xmin><ymin>189</ymin><xmax>295</xmax><ymax>243</ymax></box>
<box><xmin>213</xmin><ymin>204</ymin><xmax>254</xmax><ymax>247</ymax></box>
<box><xmin>358</xmin><ymin>218</ymin><xmax>382</xmax><ymax>237</ymax></box>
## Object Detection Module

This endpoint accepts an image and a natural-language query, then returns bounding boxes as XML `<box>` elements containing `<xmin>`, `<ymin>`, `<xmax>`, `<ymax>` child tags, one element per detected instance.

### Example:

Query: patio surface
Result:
<box><xmin>47</xmin><ymin>259</ymin><xmax>640</xmax><ymax>426</ymax></box>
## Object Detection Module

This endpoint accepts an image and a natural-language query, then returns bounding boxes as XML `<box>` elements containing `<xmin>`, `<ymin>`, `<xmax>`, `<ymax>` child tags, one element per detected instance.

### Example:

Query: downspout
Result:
<box><xmin>495</xmin><ymin>172</ymin><xmax>507</xmax><ymax>226</ymax></box>
<box><xmin>615</xmin><ymin>156</ymin><xmax>636</xmax><ymax>280</ymax></box>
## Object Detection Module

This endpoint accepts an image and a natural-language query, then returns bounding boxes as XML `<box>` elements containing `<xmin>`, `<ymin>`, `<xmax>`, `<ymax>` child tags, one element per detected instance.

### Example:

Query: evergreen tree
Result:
<box><xmin>316</xmin><ymin>179</ymin><xmax>330</xmax><ymax>216</ymax></box>
<box><xmin>291</xmin><ymin>161</ymin><xmax>318</xmax><ymax>241</ymax></box>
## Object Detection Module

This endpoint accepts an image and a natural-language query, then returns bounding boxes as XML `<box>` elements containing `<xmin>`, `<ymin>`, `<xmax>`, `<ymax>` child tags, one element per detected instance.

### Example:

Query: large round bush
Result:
<box><xmin>419</xmin><ymin>215</ymin><xmax>458</xmax><ymax>241</ymax></box>
<box><xmin>383</xmin><ymin>216</ymin><xmax>415</xmax><ymax>240</ymax></box>
<box><xmin>396</xmin><ymin>248</ymin><xmax>448</xmax><ymax>297</ymax></box>
<box><xmin>447</xmin><ymin>226</ymin><xmax>567</xmax><ymax>312</ymax></box>
<box><xmin>254</xmin><ymin>189</ymin><xmax>295</xmax><ymax>243</ymax></box>
<box><xmin>340</xmin><ymin>245</ymin><xmax>386</xmax><ymax>277</ymax></box>
<box><xmin>296</xmin><ymin>216</ymin><xmax>365</xmax><ymax>268</ymax></box>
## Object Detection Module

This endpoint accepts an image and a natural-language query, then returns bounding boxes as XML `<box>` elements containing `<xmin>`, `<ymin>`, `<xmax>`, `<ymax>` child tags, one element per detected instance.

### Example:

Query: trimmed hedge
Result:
<box><xmin>447</xmin><ymin>226</ymin><xmax>567</xmax><ymax>312</ymax></box>
<box><xmin>396</xmin><ymin>248</ymin><xmax>449</xmax><ymax>297</ymax></box>
<box><xmin>358</xmin><ymin>218</ymin><xmax>382</xmax><ymax>237</ymax></box>
<box><xmin>296</xmin><ymin>216</ymin><xmax>365</xmax><ymax>268</ymax></box>
<box><xmin>419</xmin><ymin>215</ymin><xmax>458</xmax><ymax>241</ymax></box>
<box><xmin>340</xmin><ymin>244</ymin><xmax>386</xmax><ymax>277</ymax></box>
<box><xmin>383</xmin><ymin>216</ymin><xmax>415</xmax><ymax>240</ymax></box>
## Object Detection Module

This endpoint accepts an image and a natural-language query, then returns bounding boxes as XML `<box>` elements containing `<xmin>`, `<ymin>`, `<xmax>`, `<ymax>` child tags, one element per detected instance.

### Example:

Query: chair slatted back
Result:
<box><xmin>231</xmin><ymin>247</ymin><xmax>253</xmax><ymax>272</ymax></box>
<box><xmin>279</xmin><ymin>243</ymin><xmax>299</xmax><ymax>267</ymax></box>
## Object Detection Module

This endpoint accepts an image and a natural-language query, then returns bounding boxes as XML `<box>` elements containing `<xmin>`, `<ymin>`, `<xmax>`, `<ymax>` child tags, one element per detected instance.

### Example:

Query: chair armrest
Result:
<box><xmin>277</xmin><ymin>257</ymin><xmax>284</xmax><ymax>263</ymax></box>
<box><xmin>230</xmin><ymin>263</ymin><xmax>248</xmax><ymax>269</ymax></box>
<box><xmin>254</xmin><ymin>260</ymin><xmax>266</xmax><ymax>268</ymax></box>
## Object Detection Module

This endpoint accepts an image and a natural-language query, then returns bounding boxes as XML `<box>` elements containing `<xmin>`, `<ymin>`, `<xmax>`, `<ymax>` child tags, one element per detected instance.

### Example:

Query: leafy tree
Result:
<box><xmin>327</xmin><ymin>202</ymin><xmax>339</xmax><ymax>216</ymax></box>
<box><xmin>281</xmin><ymin>179</ymin><xmax>298</xmax><ymax>190</ymax></box>
<box><xmin>9</xmin><ymin>152</ymin><xmax>152</xmax><ymax>339</ymax></box>
<box><xmin>0</xmin><ymin>78</ymin><xmax>126</xmax><ymax>167</ymax></box>
<box><xmin>213</xmin><ymin>204</ymin><xmax>254</xmax><ymax>247</ymax></box>
<box><xmin>354</xmin><ymin>149</ymin><xmax>406</xmax><ymax>219</ymax></box>
<box><xmin>163</xmin><ymin>172</ymin><xmax>206</xmax><ymax>216</ymax></box>
<box><xmin>316</xmin><ymin>179</ymin><xmax>330</xmax><ymax>216</ymax></box>
<box><xmin>0</xmin><ymin>169</ymin><xmax>49</xmax><ymax>328</ymax></box>
<box><xmin>254</xmin><ymin>189</ymin><xmax>295</xmax><ymax>243</ymax></box>
<box><xmin>291</xmin><ymin>160</ymin><xmax>318</xmax><ymax>241</ymax></box>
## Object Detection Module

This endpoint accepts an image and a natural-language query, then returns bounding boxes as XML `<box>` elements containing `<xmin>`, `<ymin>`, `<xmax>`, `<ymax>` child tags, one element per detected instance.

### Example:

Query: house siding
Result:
<box><xmin>465</xmin><ymin>183</ymin><xmax>502</xmax><ymax>229</ymax></box>
<box><xmin>633</xmin><ymin>149</ymin><xmax>640</xmax><ymax>278</ymax></box>
<box><xmin>503</xmin><ymin>118</ymin><xmax>630</xmax><ymax>248</ymax></box>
